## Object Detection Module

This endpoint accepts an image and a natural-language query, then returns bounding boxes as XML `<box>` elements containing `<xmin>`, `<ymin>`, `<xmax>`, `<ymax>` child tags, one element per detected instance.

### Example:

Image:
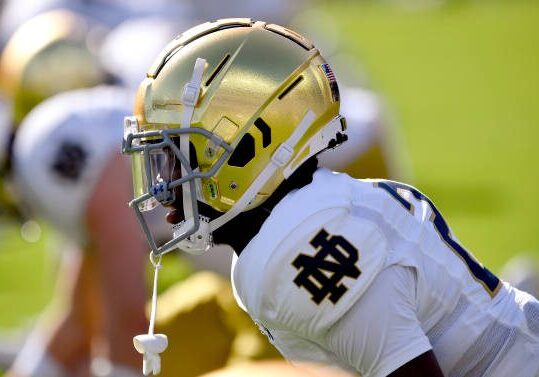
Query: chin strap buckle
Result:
<box><xmin>174</xmin><ymin>216</ymin><xmax>213</xmax><ymax>255</ymax></box>
<box><xmin>133</xmin><ymin>334</ymin><xmax>168</xmax><ymax>375</ymax></box>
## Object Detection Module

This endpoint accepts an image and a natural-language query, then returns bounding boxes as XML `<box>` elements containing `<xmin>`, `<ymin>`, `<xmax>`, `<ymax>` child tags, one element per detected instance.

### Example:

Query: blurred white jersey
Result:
<box><xmin>12</xmin><ymin>86</ymin><xmax>132</xmax><ymax>243</ymax></box>
<box><xmin>232</xmin><ymin>169</ymin><xmax>539</xmax><ymax>377</ymax></box>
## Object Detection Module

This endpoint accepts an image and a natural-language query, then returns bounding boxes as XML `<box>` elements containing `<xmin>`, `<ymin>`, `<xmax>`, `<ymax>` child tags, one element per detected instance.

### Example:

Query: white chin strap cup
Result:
<box><xmin>133</xmin><ymin>334</ymin><xmax>168</xmax><ymax>375</ymax></box>
<box><xmin>174</xmin><ymin>216</ymin><xmax>212</xmax><ymax>255</ymax></box>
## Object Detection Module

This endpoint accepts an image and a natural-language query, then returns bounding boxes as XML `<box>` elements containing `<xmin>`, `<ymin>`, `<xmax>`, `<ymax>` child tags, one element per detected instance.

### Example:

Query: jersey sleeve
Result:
<box><xmin>326</xmin><ymin>264</ymin><xmax>432</xmax><ymax>377</ymax></box>
<box><xmin>252</xmin><ymin>207</ymin><xmax>390</xmax><ymax>338</ymax></box>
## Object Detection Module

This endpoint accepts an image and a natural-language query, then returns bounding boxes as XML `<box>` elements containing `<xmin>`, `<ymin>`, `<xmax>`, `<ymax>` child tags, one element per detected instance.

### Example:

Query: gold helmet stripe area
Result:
<box><xmin>122</xmin><ymin>19</ymin><xmax>346</xmax><ymax>256</ymax></box>
<box><xmin>208</xmin><ymin>110</ymin><xmax>316</xmax><ymax>231</ymax></box>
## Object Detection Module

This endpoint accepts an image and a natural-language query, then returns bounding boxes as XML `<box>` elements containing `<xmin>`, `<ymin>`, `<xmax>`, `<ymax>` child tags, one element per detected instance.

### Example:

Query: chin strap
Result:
<box><xmin>180</xmin><ymin>58</ymin><xmax>207</xmax><ymax>223</ymax></box>
<box><xmin>209</xmin><ymin>110</ymin><xmax>316</xmax><ymax>232</ymax></box>
<box><xmin>133</xmin><ymin>254</ymin><xmax>168</xmax><ymax>375</ymax></box>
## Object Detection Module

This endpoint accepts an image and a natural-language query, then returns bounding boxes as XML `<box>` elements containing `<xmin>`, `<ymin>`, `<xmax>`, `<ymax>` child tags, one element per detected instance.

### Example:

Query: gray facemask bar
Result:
<box><xmin>123</xmin><ymin>127</ymin><xmax>233</xmax><ymax>255</ymax></box>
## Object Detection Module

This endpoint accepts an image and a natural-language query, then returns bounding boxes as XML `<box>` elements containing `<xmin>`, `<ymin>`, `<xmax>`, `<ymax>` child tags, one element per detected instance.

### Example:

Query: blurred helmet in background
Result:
<box><xmin>0</xmin><ymin>0</ymin><xmax>192</xmax><ymax>45</ymax></box>
<box><xmin>189</xmin><ymin>0</ymin><xmax>304</xmax><ymax>26</ymax></box>
<box><xmin>100</xmin><ymin>17</ymin><xmax>196</xmax><ymax>90</ymax></box>
<box><xmin>0</xmin><ymin>10</ymin><xmax>109</xmax><ymax>124</ymax></box>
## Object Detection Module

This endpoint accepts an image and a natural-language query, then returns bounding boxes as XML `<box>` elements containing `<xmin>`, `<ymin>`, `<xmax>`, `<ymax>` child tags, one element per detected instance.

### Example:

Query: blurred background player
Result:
<box><xmin>7</xmin><ymin>87</ymin><xmax>147</xmax><ymax>377</ymax></box>
<box><xmin>0</xmin><ymin>11</ymin><xmax>145</xmax><ymax>376</ymax></box>
<box><xmin>0</xmin><ymin>0</ymin><xmax>192</xmax><ymax>47</ymax></box>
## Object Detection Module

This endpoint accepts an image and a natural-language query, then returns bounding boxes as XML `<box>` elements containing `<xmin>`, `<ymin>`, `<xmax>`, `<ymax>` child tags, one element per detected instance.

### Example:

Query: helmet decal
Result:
<box><xmin>228</xmin><ymin>133</ymin><xmax>255</xmax><ymax>167</ymax></box>
<box><xmin>50</xmin><ymin>141</ymin><xmax>88</xmax><ymax>182</ymax></box>
<box><xmin>253</xmin><ymin>118</ymin><xmax>272</xmax><ymax>148</ymax></box>
<box><xmin>320</xmin><ymin>63</ymin><xmax>340</xmax><ymax>102</ymax></box>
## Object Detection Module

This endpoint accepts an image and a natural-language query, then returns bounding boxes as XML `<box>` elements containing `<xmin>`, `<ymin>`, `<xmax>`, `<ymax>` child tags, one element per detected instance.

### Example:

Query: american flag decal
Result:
<box><xmin>320</xmin><ymin>63</ymin><xmax>340</xmax><ymax>102</ymax></box>
<box><xmin>321</xmin><ymin>63</ymin><xmax>336</xmax><ymax>82</ymax></box>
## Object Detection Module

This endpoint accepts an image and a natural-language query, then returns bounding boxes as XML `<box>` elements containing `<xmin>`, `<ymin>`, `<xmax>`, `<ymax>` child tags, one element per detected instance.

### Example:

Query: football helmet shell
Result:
<box><xmin>123</xmin><ymin>19</ymin><xmax>346</xmax><ymax>255</ymax></box>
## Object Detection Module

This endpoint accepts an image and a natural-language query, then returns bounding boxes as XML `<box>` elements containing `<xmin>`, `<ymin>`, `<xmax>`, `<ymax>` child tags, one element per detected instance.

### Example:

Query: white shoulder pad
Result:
<box><xmin>232</xmin><ymin>169</ymin><xmax>389</xmax><ymax>339</ymax></box>
<box><xmin>12</xmin><ymin>86</ymin><xmax>133</xmax><ymax>243</ymax></box>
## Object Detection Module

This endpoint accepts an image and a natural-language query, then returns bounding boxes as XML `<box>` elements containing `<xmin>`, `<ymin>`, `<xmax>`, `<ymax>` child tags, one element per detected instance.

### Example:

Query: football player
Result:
<box><xmin>101</xmin><ymin>15</ymin><xmax>406</xmax><ymax>282</ymax></box>
<box><xmin>0</xmin><ymin>11</ymin><xmax>150</xmax><ymax>376</ymax></box>
<box><xmin>123</xmin><ymin>19</ymin><xmax>539</xmax><ymax>377</ymax></box>
<box><xmin>5</xmin><ymin>86</ymin><xmax>147</xmax><ymax>377</ymax></box>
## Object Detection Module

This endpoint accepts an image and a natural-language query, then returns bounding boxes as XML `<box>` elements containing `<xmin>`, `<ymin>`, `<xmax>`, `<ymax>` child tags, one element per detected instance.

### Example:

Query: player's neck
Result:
<box><xmin>206</xmin><ymin>156</ymin><xmax>319</xmax><ymax>255</ymax></box>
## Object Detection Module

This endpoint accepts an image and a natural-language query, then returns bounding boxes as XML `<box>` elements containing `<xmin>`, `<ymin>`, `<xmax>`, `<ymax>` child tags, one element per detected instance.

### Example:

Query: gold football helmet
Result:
<box><xmin>123</xmin><ymin>19</ymin><xmax>346</xmax><ymax>255</ymax></box>
<box><xmin>0</xmin><ymin>10</ymin><xmax>108</xmax><ymax>124</ymax></box>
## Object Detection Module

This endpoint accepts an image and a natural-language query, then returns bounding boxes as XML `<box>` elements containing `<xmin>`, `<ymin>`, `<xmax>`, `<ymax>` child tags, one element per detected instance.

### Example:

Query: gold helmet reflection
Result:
<box><xmin>0</xmin><ymin>10</ymin><xmax>107</xmax><ymax>124</ymax></box>
<box><xmin>134</xmin><ymin>19</ymin><xmax>342</xmax><ymax>213</ymax></box>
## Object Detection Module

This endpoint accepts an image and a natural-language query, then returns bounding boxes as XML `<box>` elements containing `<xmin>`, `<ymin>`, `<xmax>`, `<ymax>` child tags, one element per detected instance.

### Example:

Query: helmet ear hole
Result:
<box><xmin>171</xmin><ymin>138</ymin><xmax>199</xmax><ymax>170</ymax></box>
<box><xmin>189</xmin><ymin>141</ymin><xmax>199</xmax><ymax>170</ymax></box>
<box><xmin>228</xmin><ymin>133</ymin><xmax>255</xmax><ymax>167</ymax></box>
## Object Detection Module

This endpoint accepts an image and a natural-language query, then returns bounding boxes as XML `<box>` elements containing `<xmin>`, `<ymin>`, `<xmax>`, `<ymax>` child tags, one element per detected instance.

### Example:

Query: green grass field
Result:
<box><xmin>0</xmin><ymin>0</ymin><xmax>537</xmax><ymax>342</ymax></box>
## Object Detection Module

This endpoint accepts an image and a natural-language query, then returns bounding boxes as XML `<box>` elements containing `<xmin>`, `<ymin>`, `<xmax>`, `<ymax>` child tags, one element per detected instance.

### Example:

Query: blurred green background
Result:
<box><xmin>0</xmin><ymin>0</ymin><xmax>537</xmax><ymax>337</ymax></box>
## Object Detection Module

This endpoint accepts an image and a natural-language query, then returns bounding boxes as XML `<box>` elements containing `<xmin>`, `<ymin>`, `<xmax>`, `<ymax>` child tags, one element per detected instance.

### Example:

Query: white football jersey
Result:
<box><xmin>12</xmin><ymin>86</ymin><xmax>132</xmax><ymax>243</ymax></box>
<box><xmin>232</xmin><ymin>168</ymin><xmax>539</xmax><ymax>377</ymax></box>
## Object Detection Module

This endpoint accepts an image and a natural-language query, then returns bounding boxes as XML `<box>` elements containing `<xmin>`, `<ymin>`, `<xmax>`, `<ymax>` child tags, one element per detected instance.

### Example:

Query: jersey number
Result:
<box><xmin>375</xmin><ymin>181</ymin><xmax>500</xmax><ymax>297</ymax></box>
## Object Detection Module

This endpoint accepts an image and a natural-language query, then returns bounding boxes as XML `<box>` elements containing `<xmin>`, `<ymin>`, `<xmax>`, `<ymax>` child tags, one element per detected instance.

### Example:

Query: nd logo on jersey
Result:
<box><xmin>292</xmin><ymin>229</ymin><xmax>361</xmax><ymax>305</ymax></box>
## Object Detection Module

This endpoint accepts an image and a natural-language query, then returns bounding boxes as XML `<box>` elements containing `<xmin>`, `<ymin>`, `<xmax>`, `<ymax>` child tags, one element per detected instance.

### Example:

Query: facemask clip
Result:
<box><xmin>150</xmin><ymin>181</ymin><xmax>175</xmax><ymax>206</ymax></box>
<box><xmin>174</xmin><ymin>216</ymin><xmax>213</xmax><ymax>255</ymax></box>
